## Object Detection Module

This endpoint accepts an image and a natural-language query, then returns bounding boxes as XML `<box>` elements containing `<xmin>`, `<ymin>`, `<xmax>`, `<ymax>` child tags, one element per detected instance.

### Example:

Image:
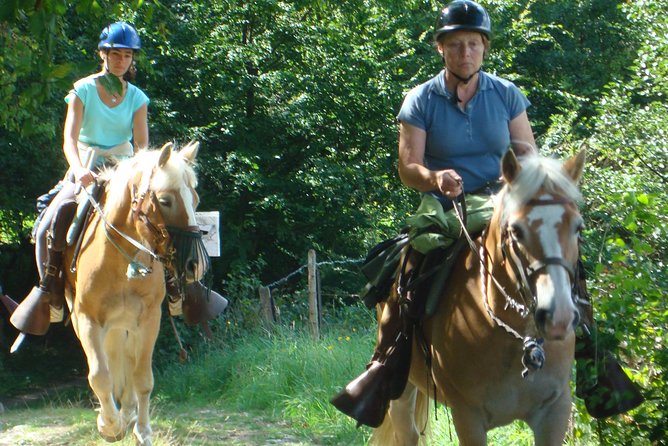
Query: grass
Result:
<box><xmin>153</xmin><ymin>324</ymin><xmax>376</xmax><ymax>445</ymax></box>
<box><xmin>1</xmin><ymin>310</ymin><xmax>615</xmax><ymax>445</ymax></box>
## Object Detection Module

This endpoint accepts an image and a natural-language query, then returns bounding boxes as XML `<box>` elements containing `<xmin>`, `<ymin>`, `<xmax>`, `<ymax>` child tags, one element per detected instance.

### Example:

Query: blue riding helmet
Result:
<box><xmin>98</xmin><ymin>22</ymin><xmax>141</xmax><ymax>51</ymax></box>
<box><xmin>434</xmin><ymin>0</ymin><xmax>491</xmax><ymax>41</ymax></box>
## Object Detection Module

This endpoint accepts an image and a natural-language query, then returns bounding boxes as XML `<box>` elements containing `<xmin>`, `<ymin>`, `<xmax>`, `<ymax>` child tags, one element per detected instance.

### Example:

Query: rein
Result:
<box><xmin>82</xmin><ymin>184</ymin><xmax>167</xmax><ymax>278</ymax></box>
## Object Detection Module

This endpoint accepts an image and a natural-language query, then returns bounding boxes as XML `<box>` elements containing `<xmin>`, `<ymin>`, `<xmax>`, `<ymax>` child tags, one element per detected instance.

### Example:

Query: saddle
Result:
<box><xmin>360</xmin><ymin>229</ymin><xmax>469</xmax><ymax>317</ymax></box>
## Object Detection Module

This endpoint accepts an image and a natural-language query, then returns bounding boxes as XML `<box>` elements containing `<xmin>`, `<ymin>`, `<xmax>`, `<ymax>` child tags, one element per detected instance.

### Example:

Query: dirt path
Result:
<box><xmin>0</xmin><ymin>388</ymin><xmax>323</xmax><ymax>446</ymax></box>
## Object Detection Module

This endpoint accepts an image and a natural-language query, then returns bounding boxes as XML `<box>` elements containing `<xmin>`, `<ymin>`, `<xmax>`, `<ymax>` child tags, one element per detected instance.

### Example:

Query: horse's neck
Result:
<box><xmin>103</xmin><ymin>183</ymin><xmax>134</xmax><ymax>225</ymax></box>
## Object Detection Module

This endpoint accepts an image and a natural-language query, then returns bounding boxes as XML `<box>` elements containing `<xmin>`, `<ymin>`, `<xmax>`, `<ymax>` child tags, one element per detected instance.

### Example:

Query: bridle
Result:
<box><xmin>499</xmin><ymin>197</ymin><xmax>578</xmax><ymax>313</ymax></box>
<box><xmin>81</xmin><ymin>164</ymin><xmax>207</xmax><ymax>284</ymax></box>
<box><xmin>452</xmin><ymin>194</ymin><xmax>579</xmax><ymax>377</ymax></box>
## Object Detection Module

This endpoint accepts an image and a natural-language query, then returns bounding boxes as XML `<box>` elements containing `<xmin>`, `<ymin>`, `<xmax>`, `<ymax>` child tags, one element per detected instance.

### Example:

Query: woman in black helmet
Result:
<box><xmin>10</xmin><ymin>21</ymin><xmax>149</xmax><ymax>337</ymax></box>
<box><xmin>332</xmin><ymin>0</ymin><xmax>642</xmax><ymax>428</ymax></box>
<box><xmin>399</xmin><ymin>0</ymin><xmax>535</xmax><ymax>205</ymax></box>
<box><xmin>332</xmin><ymin>2</ymin><xmax>537</xmax><ymax>428</ymax></box>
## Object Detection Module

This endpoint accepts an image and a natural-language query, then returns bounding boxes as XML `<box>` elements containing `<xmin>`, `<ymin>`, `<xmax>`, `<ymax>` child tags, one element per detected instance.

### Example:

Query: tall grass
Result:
<box><xmin>152</xmin><ymin>305</ymin><xmax>601</xmax><ymax>446</ymax></box>
<box><xmin>154</xmin><ymin>319</ymin><xmax>377</xmax><ymax>445</ymax></box>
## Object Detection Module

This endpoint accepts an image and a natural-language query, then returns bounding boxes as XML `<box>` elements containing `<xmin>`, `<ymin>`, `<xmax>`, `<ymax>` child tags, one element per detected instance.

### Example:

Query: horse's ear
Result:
<box><xmin>158</xmin><ymin>142</ymin><xmax>173</xmax><ymax>168</ymax></box>
<box><xmin>563</xmin><ymin>149</ymin><xmax>586</xmax><ymax>184</ymax></box>
<box><xmin>180</xmin><ymin>141</ymin><xmax>199</xmax><ymax>164</ymax></box>
<box><xmin>501</xmin><ymin>149</ymin><xmax>521</xmax><ymax>184</ymax></box>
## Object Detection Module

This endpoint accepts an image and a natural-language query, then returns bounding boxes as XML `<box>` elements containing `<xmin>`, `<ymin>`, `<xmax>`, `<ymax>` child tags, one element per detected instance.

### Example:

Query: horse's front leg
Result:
<box><xmin>527</xmin><ymin>386</ymin><xmax>571</xmax><ymax>446</ymax></box>
<box><xmin>451</xmin><ymin>405</ymin><xmax>488</xmax><ymax>446</ymax></box>
<box><xmin>132</xmin><ymin>308</ymin><xmax>161</xmax><ymax>446</ymax></box>
<box><xmin>76</xmin><ymin>313</ymin><xmax>125</xmax><ymax>441</ymax></box>
<box><xmin>370</xmin><ymin>381</ymin><xmax>421</xmax><ymax>446</ymax></box>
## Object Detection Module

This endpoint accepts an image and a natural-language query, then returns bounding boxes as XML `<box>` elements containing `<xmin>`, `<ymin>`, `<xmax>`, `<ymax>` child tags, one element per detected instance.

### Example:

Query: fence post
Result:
<box><xmin>259</xmin><ymin>286</ymin><xmax>276</xmax><ymax>328</ymax></box>
<box><xmin>308</xmin><ymin>249</ymin><xmax>320</xmax><ymax>339</ymax></box>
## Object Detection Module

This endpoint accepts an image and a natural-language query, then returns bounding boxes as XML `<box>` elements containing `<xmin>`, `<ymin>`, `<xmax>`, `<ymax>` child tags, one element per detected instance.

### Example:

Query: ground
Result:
<box><xmin>0</xmin><ymin>383</ymin><xmax>325</xmax><ymax>446</ymax></box>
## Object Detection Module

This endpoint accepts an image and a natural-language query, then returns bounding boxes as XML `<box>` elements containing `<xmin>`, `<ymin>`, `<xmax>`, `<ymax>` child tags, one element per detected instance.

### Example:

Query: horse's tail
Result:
<box><xmin>368</xmin><ymin>384</ymin><xmax>431</xmax><ymax>446</ymax></box>
<box><xmin>415</xmin><ymin>388</ymin><xmax>431</xmax><ymax>445</ymax></box>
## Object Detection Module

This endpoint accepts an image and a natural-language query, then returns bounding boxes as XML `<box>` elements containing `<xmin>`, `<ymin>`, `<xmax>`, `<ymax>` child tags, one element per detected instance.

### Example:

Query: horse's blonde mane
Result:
<box><xmin>498</xmin><ymin>154</ymin><xmax>582</xmax><ymax>225</ymax></box>
<box><xmin>100</xmin><ymin>146</ymin><xmax>198</xmax><ymax>210</ymax></box>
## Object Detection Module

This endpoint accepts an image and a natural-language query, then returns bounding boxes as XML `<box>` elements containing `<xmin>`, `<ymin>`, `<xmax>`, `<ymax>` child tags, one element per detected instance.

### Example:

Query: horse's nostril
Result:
<box><xmin>535</xmin><ymin>308</ymin><xmax>548</xmax><ymax>329</ymax></box>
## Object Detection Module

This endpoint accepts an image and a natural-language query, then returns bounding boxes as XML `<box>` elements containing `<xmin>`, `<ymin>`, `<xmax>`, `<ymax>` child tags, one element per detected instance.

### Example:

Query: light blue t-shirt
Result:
<box><xmin>397</xmin><ymin>70</ymin><xmax>530</xmax><ymax>196</ymax></box>
<box><xmin>65</xmin><ymin>76</ymin><xmax>150</xmax><ymax>149</ymax></box>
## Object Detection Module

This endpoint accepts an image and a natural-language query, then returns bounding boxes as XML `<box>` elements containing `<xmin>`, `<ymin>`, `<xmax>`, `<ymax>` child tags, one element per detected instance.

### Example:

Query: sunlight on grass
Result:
<box><xmin>1</xmin><ymin>320</ymin><xmax>605</xmax><ymax>445</ymax></box>
<box><xmin>150</xmin><ymin>321</ymin><xmax>601</xmax><ymax>445</ymax></box>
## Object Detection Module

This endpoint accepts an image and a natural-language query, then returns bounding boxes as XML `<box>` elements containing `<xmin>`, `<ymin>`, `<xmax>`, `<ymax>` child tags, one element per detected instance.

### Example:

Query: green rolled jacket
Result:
<box><xmin>406</xmin><ymin>193</ymin><xmax>494</xmax><ymax>254</ymax></box>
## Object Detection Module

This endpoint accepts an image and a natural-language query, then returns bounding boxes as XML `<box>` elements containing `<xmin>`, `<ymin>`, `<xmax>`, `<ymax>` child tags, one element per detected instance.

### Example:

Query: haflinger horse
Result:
<box><xmin>372</xmin><ymin>149</ymin><xmax>586</xmax><ymax>446</ymax></box>
<box><xmin>63</xmin><ymin>141</ymin><xmax>207</xmax><ymax>445</ymax></box>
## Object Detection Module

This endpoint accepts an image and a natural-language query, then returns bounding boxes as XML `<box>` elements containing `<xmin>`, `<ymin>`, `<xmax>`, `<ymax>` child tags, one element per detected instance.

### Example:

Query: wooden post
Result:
<box><xmin>308</xmin><ymin>249</ymin><xmax>319</xmax><ymax>339</ymax></box>
<box><xmin>259</xmin><ymin>286</ymin><xmax>276</xmax><ymax>328</ymax></box>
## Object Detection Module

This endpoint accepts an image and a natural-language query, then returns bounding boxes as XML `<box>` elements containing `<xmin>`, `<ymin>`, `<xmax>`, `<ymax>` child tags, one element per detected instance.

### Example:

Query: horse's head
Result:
<box><xmin>498</xmin><ymin>149</ymin><xmax>585</xmax><ymax>340</ymax></box>
<box><xmin>122</xmin><ymin>141</ymin><xmax>209</xmax><ymax>285</ymax></box>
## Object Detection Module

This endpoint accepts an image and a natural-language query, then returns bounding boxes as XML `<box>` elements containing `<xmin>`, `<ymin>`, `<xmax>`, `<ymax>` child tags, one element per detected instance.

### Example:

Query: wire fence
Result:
<box><xmin>258</xmin><ymin>252</ymin><xmax>366</xmax><ymax>338</ymax></box>
<box><xmin>262</xmin><ymin>257</ymin><xmax>364</xmax><ymax>290</ymax></box>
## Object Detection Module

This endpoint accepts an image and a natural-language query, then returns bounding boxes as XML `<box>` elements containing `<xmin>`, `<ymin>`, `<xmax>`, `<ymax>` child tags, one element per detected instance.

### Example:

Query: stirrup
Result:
<box><xmin>50</xmin><ymin>304</ymin><xmax>64</xmax><ymax>323</ymax></box>
<box><xmin>330</xmin><ymin>361</ymin><xmax>391</xmax><ymax>428</ymax></box>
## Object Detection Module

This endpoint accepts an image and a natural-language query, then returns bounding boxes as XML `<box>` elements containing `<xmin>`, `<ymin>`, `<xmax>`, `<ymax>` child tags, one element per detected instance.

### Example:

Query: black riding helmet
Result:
<box><xmin>434</xmin><ymin>0</ymin><xmax>491</xmax><ymax>41</ymax></box>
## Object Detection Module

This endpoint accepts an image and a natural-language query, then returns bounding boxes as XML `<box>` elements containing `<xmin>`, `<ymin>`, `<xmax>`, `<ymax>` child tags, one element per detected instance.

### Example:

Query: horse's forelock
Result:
<box><xmin>499</xmin><ymin>155</ymin><xmax>582</xmax><ymax>225</ymax></box>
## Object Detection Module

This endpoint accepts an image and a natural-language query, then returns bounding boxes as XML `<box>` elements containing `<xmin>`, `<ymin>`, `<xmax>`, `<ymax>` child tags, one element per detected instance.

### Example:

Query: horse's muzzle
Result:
<box><xmin>535</xmin><ymin>306</ymin><xmax>579</xmax><ymax>340</ymax></box>
<box><xmin>167</xmin><ymin>226</ymin><xmax>211</xmax><ymax>282</ymax></box>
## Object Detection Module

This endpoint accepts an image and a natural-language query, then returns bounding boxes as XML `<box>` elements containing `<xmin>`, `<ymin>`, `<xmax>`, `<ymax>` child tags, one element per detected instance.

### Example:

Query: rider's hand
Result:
<box><xmin>436</xmin><ymin>169</ymin><xmax>463</xmax><ymax>198</ymax></box>
<box><xmin>74</xmin><ymin>166</ymin><xmax>96</xmax><ymax>188</ymax></box>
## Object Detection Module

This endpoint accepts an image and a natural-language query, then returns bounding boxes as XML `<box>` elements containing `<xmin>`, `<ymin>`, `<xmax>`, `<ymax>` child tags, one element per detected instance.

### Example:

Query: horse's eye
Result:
<box><xmin>158</xmin><ymin>197</ymin><xmax>172</xmax><ymax>208</ymax></box>
<box><xmin>575</xmin><ymin>220</ymin><xmax>585</xmax><ymax>241</ymax></box>
<box><xmin>509</xmin><ymin>223</ymin><xmax>524</xmax><ymax>241</ymax></box>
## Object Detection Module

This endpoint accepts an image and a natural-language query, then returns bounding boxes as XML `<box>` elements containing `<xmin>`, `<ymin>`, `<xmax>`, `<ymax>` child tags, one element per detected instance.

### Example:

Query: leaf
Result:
<box><xmin>97</xmin><ymin>74</ymin><xmax>123</xmax><ymax>96</ymax></box>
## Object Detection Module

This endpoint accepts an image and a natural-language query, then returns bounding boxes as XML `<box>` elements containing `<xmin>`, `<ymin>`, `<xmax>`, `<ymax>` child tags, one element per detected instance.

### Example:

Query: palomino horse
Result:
<box><xmin>63</xmin><ymin>141</ymin><xmax>206</xmax><ymax>445</ymax></box>
<box><xmin>372</xmin><ymin>150</ymin><xmax>585</xmax><ymax>446</ymax></box>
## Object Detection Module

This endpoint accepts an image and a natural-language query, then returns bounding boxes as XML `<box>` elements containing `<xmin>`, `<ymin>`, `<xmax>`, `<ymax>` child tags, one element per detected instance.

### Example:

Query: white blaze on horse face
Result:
<box><xmin>527</xmin><ymin>194</ymin><xmax>576</xmax><ymax>338</ymax></box>
<box><xmin>180</xmin><ymin>182</ymin><xmax>199</xmax><ymax>227</ymax></box>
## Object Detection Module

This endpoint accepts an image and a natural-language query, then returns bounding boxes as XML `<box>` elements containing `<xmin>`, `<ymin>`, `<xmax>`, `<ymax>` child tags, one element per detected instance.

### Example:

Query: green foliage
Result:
<box><xmin>1</xmin><ymin>1</ymin><xmax>667</xmax><ymax>443</ymax></box>
<box><xmin>155</xmin><ymin>325</ymin><xmax>376</xmax><ymax>445</ymax></box>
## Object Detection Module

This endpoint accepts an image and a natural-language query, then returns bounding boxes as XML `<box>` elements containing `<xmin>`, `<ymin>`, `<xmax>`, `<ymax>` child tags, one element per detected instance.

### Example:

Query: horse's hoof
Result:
<box><xmin>97</xmin><ymin>413</ymin><xmax>126</xmax><ymax>442</ymax></box>
<box><xmin>133</xmin><ymin>424</ymin><xmax>153</xmax><ymax>446</ymax></box>
<box><xmin>100</xmin><ymin>431</ymin><xmax>126</xmax><ymax>443</ymax></box>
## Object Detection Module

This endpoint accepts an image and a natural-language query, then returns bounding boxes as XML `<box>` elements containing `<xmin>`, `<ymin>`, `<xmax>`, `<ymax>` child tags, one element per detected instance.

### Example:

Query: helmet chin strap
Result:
<box><xmin>447</xmin><ymin>67</ymin><xmax>481</xmax><ymax>104</ymax></box>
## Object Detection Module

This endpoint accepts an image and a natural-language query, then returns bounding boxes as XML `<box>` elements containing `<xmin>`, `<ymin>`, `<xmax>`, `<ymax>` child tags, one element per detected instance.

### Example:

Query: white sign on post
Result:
<box><xmin>195</xmin><ymin>211</ymin><xmax>220</xmax><ymax>257</ymax></box>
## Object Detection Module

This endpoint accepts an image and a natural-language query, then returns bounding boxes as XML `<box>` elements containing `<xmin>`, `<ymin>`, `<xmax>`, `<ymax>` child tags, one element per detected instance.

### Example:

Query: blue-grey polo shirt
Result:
<box><xmin>397</xmin><ymin>70</ymin><xmax>530</xmax><ymax>195</ymax></box>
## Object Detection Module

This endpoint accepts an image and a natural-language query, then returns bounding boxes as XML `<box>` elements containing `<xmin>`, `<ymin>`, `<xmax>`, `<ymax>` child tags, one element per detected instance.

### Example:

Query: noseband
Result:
<box><xmin>130</xmin><ymin>167</ymin><xmax>209</xmax><ymax>285</ymax></box>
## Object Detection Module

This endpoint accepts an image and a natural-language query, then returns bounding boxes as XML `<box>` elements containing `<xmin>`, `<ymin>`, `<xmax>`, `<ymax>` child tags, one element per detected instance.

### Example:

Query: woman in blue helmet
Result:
<box><xmin>16</xmin><ymin>22</ymin><xmax>149</xmax><ymax>333</ymax></box>
<box><xmin>8</xmin><ymin>21</ymin><xmax>227</xmax><ymax>342</ymax></box>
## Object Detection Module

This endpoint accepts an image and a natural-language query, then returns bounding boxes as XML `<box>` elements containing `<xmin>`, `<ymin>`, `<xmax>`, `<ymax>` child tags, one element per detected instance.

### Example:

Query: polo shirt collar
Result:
<box><xmin>431</xmin><ymin>69</ymin><xmax>491</xmax><ymax>99</ymax></box>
